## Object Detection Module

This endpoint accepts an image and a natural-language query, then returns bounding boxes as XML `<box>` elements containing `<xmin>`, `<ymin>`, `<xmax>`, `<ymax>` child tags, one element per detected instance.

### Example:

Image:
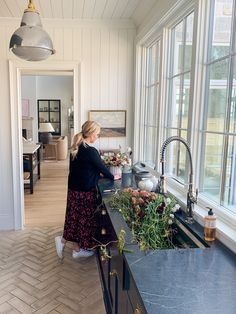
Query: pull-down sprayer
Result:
<box><xmin>159</xmin><ymin>136</ymin><xmax>197</xmax><ymax>223</ymax></box>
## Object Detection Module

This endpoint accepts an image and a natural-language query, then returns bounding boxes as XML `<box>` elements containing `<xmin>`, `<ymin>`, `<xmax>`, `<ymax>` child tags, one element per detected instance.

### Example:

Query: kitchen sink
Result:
<box><xmin>172</xmin><ymin>216</ymin><xmax>209</xmax><ymax>249</ymax></box>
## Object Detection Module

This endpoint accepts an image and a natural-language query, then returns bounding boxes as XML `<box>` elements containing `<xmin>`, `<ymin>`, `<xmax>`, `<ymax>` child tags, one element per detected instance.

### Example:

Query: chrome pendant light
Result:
<box><xmin>9</xmin><ymin>0</ymin><xmax>55</xmax><ymax>61</ymax></box>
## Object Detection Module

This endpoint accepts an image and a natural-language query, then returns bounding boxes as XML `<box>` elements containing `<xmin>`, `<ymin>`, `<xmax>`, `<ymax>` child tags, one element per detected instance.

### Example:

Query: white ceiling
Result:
<box><xmin>0</xmin><ymin>0</ymin><xmax>158</xmax><ymax>26</ymax></box>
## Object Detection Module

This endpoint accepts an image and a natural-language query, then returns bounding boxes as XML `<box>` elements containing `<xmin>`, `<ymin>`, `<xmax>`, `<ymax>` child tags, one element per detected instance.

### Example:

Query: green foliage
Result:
<box><xmin>110</xmin><ymin>188</ymin><xmax>178</xmax><ymax>250</ymax></box>
<box><xmin>117</xmin><ymin>229</ymin><xmax>133</xmax><ymax>254</ymax></box>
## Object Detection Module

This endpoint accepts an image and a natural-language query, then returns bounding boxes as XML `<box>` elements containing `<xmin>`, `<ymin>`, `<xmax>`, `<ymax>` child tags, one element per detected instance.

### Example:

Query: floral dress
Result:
<box><xmin>62</xmin><ymin>143</ymin><xmax>114</xmax><ymax>249</ymax></box>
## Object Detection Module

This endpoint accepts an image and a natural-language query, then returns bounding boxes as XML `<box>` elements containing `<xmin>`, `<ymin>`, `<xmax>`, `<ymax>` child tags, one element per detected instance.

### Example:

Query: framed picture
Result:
<box><xmin>89</xmin><ymin>110</ymin><xmax>126</xmax><ymax>137</ymax></box>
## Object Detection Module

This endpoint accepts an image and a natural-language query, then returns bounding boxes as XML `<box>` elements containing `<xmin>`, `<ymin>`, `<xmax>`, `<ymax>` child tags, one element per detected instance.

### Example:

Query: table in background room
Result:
<box><xmin>23</xmin><ymin>143</ymin><xmax>41</xmax><ymax>194</ymax></box>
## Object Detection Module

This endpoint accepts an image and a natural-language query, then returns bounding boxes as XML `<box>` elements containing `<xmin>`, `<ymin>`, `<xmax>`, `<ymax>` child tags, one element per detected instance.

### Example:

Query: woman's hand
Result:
<box><xmin>114</xmin><ymin>174</ymin><xmax>121</xmax><ymax>180</ymax></box>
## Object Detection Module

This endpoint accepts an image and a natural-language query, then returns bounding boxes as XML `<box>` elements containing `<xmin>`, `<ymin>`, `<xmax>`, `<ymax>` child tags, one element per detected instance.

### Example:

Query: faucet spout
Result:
<box><xmin>159</xmin><ymin>136</ymin><xmax>197</xmax><ymax>222</ymax></box>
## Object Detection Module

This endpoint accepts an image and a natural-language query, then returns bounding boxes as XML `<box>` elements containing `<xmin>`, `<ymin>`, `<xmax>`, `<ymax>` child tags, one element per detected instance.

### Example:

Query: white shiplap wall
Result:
<box><xmin>0</xmin><ymin>18</ymin><xmax>135</xmax><ymax>229</ymax></box>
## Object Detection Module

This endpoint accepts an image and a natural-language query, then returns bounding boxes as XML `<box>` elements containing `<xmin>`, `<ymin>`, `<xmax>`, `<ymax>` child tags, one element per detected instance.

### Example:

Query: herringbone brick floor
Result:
<box><xmin>0</xmin><ymin>225</ymin><xmax>105</xmax><ymax>313</ymax></box>
<box><xmin>0</xmin><ymin>159</ymin><xmax>106</xmax><ymax>313</ymax></box>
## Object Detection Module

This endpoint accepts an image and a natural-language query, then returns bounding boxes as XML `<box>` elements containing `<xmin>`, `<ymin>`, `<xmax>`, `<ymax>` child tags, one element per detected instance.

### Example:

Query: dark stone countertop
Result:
<box><xmin>98</xmin><ymin>176</ymin><xmax>236</xmax><ymax>314</ymax></box>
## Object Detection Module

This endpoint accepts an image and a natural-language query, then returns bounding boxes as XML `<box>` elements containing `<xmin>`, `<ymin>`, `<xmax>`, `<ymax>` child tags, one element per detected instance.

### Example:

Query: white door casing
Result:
<box><xmin>9</xmin><ymin>60</ymin><xmax>81</xmax><ymax>229</ymax></box>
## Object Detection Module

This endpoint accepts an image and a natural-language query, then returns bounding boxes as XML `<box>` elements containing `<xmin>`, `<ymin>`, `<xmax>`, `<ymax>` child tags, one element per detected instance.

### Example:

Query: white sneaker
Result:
<box><xmin>72</xmin><ymin>249</ymin><xmax>94</xmax><ymax>258</ymax></box>
<box><xmin>55</xmin><ymin>236</ymin><xmax>65</xmax><ymax>259</ymax></box>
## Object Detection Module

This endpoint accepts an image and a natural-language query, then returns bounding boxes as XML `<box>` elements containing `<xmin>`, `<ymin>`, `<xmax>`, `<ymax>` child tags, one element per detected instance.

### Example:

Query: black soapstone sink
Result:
<box><xmin>172</xmin><ymin>217</ymin><xmax>209</xmax><ymax>249</ymax></box>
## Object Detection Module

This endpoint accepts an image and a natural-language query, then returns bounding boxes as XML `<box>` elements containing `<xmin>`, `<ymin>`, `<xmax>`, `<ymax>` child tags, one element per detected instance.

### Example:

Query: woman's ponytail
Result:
<box><xmin>71</xmin><ymin>120</ymin><xmax>100</xmax><ymax>159</ymax></box>
<box><xmin>71</xmin><ymin>132</ymin><xmax>83</xmax><ymax>159</ymax></box>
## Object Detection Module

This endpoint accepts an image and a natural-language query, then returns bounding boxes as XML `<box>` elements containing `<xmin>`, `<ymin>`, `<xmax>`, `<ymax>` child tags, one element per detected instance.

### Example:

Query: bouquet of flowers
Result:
<box><xmin>101</xmin><ymin>152</ymin><xmax>129</xmax><ymax>167</ymax></box>
<box><xmin>110</xmin><ymin>188</ymin><xmax>181</xmax><ymax>250</ymax></box>
<box><xmin>101</xmin><ymin>147</ymin><xmax>132</xmax><ymax>167</ymax></box>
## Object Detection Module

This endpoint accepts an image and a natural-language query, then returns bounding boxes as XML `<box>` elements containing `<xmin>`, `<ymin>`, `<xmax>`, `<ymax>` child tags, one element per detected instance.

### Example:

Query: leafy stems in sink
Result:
<box><xmin>110</xmin><ymin>188</ymin><xmax>180</xmax><ymax>250</ymax></box>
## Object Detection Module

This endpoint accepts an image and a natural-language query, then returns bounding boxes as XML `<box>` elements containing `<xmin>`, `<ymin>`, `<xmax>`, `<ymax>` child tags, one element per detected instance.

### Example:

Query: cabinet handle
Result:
<box><xmin>109</xmin><ymin>269</ymin><xmax>117</xmax><ymax>277</ymax></box>
<box><xmin>134</xmin><ymin>304</ymin><xmax>143</xmax><ymax>314</ymax></box>
<box><xmin>101</xmin><ymin>209</ymin><xmax>107</xmax><ymax>215</ymax></box>
<box><xmin>101</xmin><ymin>228</ymin><xmax>107</xmax><ymax>235</ymax></box>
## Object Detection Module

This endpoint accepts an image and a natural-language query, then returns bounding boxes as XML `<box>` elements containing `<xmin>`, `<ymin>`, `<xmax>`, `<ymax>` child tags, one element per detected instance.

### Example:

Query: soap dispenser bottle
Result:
<box><xmin>204</xmin><ymin>207</ymin><xmax>216</xmax><ymax>241</ymax></box>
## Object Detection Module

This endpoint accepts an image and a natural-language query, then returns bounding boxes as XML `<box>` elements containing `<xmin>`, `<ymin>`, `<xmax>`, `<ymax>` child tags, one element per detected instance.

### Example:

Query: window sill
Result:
<box><xmin>194</xmin><ymin>205</ymin><xmax>236</xmax><ymax>254</ymax></box>
<box><xmin>166</xmin><ymin>178</ymin><xmax>236</xmax><ymax>254</ymax></box>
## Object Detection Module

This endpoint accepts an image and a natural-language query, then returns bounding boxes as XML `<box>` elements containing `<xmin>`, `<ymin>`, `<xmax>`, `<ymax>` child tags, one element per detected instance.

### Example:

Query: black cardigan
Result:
<box><xmin>68</xmin><ymin>143</ymin><xmax>114</xmax><ymax>191</ymax></box>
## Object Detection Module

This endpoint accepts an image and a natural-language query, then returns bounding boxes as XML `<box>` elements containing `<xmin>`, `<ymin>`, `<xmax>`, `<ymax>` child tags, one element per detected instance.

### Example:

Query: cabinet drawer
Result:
<box><xmin>95</xmin><ymin>205</ymin><xmax>117</xmax><ymax>244</ymax></box>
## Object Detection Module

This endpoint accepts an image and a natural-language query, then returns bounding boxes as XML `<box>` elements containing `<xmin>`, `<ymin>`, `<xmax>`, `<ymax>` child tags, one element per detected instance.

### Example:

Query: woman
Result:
<box><xmin>55</xmin><ymin>121</ymin><xmax>115</xmax><ymax>258</ymax></box>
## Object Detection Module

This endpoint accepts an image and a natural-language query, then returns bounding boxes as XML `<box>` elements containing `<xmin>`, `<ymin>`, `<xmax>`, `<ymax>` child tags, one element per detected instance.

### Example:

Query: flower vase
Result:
<box><xmin>109</xmin><ymin>166</ymin><xmax>122</xmax><ymax>179</ymax></box>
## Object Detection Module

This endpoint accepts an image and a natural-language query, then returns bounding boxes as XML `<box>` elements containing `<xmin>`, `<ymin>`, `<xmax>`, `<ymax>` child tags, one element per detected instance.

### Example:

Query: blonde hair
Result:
<box><xmin>71</xmin><ymin>120</ymin><xmax>100</xmax><ymax>159</ymax></box>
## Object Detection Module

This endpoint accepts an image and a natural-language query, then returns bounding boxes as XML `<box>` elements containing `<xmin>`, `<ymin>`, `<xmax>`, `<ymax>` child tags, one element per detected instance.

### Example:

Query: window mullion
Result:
<box><xmin>179</xmin><ymin>16</ymin><xmax>188</xmax><ymax>181</ymax></box>
<box><xmin>199</xmin><ymin>0</ymin><xmax>216</xmax><ymax>192</ymax></box>
<box><xmin>220</xmin><ymin>0</ymin><xmax>236</xmax><ymax>202</ymax></box>
<box><xmin>220</xmin><ymin>53</ymin><xmax>234</xmax><ymax>204</ymax></box>
<box><xmin>230</xmin><ymin>0</ymin><xmax>236</xmax><ymax>52</ymax></box>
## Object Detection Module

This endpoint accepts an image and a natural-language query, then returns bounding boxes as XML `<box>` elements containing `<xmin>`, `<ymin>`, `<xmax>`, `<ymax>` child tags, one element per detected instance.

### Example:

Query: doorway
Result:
<box><xmin>22</xmin><ymin>73</ymin><xmax>73</xmax><ymax>226</ymax></box>
<box><xmin>9</xmin><ymin>60</ymin><xmax>81</xmax><ymax>230</ymax></box>
<box><xmin>21</xmin><ymin>74</ymin><xmax>74</xmax><ymax>145</ymax></box>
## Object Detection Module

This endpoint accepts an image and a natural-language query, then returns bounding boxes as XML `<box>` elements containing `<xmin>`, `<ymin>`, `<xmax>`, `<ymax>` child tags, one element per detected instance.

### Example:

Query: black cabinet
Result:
<box><xmin>97</xmin><ymin>246</ymin><xmax>127</xmax><ymax>314</ymax></box>
<box><xmin>125</xmin><ymin>267</ymin><xmax>146</xmax><ymax>314</ymax></box>
<box><xmin>109</xmin><ymin>247</ymin><xmax>128</xmax><ymax>314</ymax></box>
<box><xmin>96</xmin><ymin>207</ymin><xmax>146</xmax><ymax>314</ymax></box>
<box><xmin>37</xmin><ymin>99</ymin><xmax>61</xmax><ymax>136</ymax></box>
<box><xmin>97</xmin><ymin>246</ymin><xmax>146</xmax><ymax>314</ymax></box>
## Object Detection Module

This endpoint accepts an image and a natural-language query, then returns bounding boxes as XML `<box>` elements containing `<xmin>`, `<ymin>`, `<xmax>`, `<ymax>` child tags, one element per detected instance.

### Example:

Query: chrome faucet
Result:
<box><xmin>159</xmin><ymin>136</ymin><xmax>198</xmax><ymax>223</ymax></box>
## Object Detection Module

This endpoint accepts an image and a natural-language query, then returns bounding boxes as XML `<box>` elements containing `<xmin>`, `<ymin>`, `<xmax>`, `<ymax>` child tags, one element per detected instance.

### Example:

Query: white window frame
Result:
<box><xmin>195</xmin><ymin>0</ymin><xmax>236</xmax><ymax>245</ymax></box>
<box><xmin>134</xmin><ymin>0</ymin><xmax>236</xmax><ymax>253</ymax></box>
<box><xmin>142</xmin><ymin>39</ymin><xmax>162</xmax><ymax>168</ymax></box>
<box><xmin>164</xmin><ymin>10</ymin><xmax>195</xmax><ymax>184</ymax></box>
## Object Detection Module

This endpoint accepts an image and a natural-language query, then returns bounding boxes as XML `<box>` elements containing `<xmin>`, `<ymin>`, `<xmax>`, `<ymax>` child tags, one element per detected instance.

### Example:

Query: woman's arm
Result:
<box><xmin>90</xmin><ymin>148</ymin><xmax>114</xmax><ymax>180</ymax></box>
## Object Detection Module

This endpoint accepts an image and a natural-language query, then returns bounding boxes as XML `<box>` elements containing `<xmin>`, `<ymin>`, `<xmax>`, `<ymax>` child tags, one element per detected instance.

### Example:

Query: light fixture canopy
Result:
<box><xmin>9</xmin><ymin>0</ymin><xmax>55</xmax><ymax>61</ymax></box>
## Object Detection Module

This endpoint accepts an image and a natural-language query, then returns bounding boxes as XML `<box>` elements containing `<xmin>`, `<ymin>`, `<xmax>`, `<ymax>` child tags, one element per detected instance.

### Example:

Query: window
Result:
<box><xmin>201</xmin><ymin>0</ymin><xmax>236</xmax><ymax>213</ymax></box>
<box><xmin>165</xmin><ymin>12</ymin><xmax>194</xmax><ymax>182</ymax></box>
<box><xmin>142</xmin><ymin>40</ymin><xmax>161</xmax><ymax>167</ymax></box>
<box><xmin>134</xmin><ymin>0</ymin><xmax>236</xmax><ymax>251</ymax></box>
